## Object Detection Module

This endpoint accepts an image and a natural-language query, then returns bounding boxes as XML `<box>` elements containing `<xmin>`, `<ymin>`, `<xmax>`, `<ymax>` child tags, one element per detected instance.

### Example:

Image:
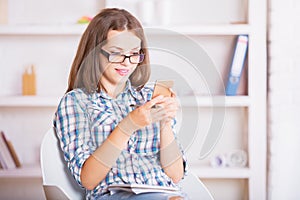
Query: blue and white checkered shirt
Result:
<box><xmin>53</xmin><ymin>81</ymin><xmax>186</xmax><ymax>199</ymax></box>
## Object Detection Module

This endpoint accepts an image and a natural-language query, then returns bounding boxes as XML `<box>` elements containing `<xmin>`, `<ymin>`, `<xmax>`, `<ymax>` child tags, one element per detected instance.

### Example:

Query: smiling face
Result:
<box><xmin>99</xmin><ymin>30</ymin><xmax>142</xmax><ymax>94</ymax></box>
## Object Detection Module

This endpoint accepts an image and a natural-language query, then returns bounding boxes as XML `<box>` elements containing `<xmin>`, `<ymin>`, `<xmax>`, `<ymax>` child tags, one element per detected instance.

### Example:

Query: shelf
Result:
<box><xmin>0</xmin><ymin>24</ymin><xmax>88</xmax><ymax>36</ymax></box>
<box><xmin>0</xmin><ymin>24</ymin><xmax>251</xmax><ymax>36</ymax></box>
<box><xmin>0</xmin><ymin>96</ymin><xmax>60</xmax><ymax>107</ymax></box>
<box><xmin>145</xmin><ymin>24</ymin><xmax>251</xmax><ymax>35</ymax></box>
<box><xmin>0</xmin><ymin>165</ymin><xmax>41</xmax><ymax>178</ymax></box>
<box><xmin>0</xmin><ymin>95</ymin><xmax>250</xmax><ymax>107</ymax></box>
<box><xmin>189</xmin><ymin>165</ymin><xmax>251</xmax><ymax>179</ymax></box>
<box><xmin>0</xmin><ymin>165</ymin><xmax>250</xmax><ymax>180</ymax></box>
<box><xmin>179</xmin><ymin>95</ymin><xmax>251</xmax><ymax>107</ymax></box>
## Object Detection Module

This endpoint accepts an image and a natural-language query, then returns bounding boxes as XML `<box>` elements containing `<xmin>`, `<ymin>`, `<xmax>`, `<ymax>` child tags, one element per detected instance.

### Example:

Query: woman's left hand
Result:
<box><xmin>156</xmin><ymin>89</ymin><xmax>179</xmax><ymax>124</ymax></box>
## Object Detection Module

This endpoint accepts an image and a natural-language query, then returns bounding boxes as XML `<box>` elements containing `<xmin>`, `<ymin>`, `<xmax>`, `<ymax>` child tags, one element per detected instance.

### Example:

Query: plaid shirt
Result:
<box><xmin>53</xmin><ymin>81</ymin><xmax>186</xmax><ymax>199</ymax></box>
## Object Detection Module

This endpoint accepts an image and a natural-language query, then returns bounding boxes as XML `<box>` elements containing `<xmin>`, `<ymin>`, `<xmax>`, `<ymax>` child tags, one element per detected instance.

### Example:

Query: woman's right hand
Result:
<box><xmin>118</xmin><ymin>95</ymin><xmax>166</xmax><ymax>136</ymax></box>
<box><xmin>129</xmin><ymin>95</ymin><xmax>165</xmax><ymax>127</ymax></box>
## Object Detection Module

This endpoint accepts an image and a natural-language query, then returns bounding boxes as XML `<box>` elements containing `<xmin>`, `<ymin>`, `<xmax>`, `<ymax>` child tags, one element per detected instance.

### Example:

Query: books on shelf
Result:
<box><xmin>225</xmin><ymin>35</ymin><xmax>248</xmax><ymax>96</ymax></box>
<box><xmin>107</xmin><ymin>184</ymin><xmax>179</xmax><ymax>195</ymax></box>
<box><xmin>0</xmin><ymin>131</ymin><xmax>21</xmax><ymax>169</ymax></box>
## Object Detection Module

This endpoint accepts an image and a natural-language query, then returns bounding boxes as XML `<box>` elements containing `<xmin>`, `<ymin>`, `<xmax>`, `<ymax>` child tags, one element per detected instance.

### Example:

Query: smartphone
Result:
<box><xmin>152</xmin><ymin>80</ymin><xmax>174</xmax><ymax>99</ymax></box>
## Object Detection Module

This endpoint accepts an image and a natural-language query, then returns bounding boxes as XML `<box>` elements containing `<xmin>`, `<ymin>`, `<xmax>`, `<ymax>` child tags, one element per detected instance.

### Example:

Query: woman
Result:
<box><xmin>54</xmin><ymin>8</ymin><xmax>187</xmax><ymax>200</ymax></box>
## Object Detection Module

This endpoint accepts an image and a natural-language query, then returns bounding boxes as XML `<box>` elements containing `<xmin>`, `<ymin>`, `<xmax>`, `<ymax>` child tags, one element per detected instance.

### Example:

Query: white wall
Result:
<box><xmin>268</xmin><ymin>0</ymin><xmax>300</xmax><ymax>199</ymax></box>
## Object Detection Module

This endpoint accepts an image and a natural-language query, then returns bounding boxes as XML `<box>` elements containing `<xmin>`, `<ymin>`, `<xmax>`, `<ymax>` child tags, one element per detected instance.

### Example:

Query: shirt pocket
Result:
<box><xmin>89</xmin><ymin>105</ymin><xmax>118</xmax><ymax>145</ymax></box>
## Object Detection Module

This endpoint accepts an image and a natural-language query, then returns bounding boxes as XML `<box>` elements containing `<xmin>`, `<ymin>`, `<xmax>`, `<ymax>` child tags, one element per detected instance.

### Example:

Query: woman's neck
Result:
<box><xmin>100</xmin><ymin>81</ymin><xmax>126</xmax><ymax>99</ymax></box>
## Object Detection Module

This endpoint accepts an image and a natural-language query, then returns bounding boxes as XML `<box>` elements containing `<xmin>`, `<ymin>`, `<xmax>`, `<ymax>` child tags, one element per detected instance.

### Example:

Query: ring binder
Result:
<box><xmin>225</xmin><ymin>35</ymin><xmax>248</xmax><ymax>96</ymax></box>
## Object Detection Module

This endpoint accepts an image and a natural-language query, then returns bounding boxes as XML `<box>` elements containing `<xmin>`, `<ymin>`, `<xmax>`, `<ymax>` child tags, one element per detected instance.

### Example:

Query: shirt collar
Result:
<box><xmin>97</xmin><ymin>80</ymin><xmax>140</xmax><ymax>100</ymax></box>
<box><xmin>125</xmin><ymin>80</ymin><xmax>140</xmax><ymax>99</ymax></box>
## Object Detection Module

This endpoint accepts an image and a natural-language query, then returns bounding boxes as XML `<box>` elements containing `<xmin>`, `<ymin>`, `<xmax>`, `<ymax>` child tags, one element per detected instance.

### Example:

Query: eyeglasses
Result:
<box><xmin>100</xmin><ymin>49</ymin><xmax>145</xmax><ymax>64</ymax></box>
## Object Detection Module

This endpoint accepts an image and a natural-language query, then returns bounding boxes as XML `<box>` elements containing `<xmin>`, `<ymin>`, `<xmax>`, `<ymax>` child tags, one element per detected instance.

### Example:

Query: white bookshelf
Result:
<box><xmin>0</xmin><ymin>165</ymin><xmax>41</xmax><ymax>178</ymax></box>
<box><xmin>147</xmin><ymin>24</ymin><xmax>251</xmax><ymax>36</ymax></box>
<box><xmin>0</xmin><ymin>0</ymin><xmax>266</xmax><ymax>199</ymax></box>
<box><xmin>0</xmin><ymin>24</ymin><xmax>87</xmax><ymax>35</ymax></box>
<box><xmin>0</xmin><ymin>24</ymin><xmax>251</xmax><ymax>36</ymax></box>
<box><xmin>0</xmin><ymin>95</ymin><xmax>250</xmax><ymax>108</ymax></box>
<box><xmin>190</xmin><ymin>165</ymin><xmax>251</xmax><ymax>179</ymax></box>
<box><xmin>179</xmin><ymin>96</ymin><xmax>251</xmax><ymax>107</ymax></box>
<box><xmin>0</xmin><ymin>96</ymin><xmax>60</xmax><ymax>107</ymax></box>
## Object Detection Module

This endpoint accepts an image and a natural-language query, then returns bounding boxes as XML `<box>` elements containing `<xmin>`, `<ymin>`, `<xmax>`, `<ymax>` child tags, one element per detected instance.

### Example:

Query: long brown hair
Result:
<box><xmin>66</xmin><ymin>8</ymin><xmax>150</xmax><ymax>93</ymax></box>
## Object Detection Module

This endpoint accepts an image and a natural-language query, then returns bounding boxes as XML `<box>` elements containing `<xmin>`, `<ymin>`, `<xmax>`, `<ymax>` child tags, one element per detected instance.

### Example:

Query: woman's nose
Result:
<box><xmin>121</xmin><ymin>56</ymin><xmax>131</xmax><ymax>66</ymax></box>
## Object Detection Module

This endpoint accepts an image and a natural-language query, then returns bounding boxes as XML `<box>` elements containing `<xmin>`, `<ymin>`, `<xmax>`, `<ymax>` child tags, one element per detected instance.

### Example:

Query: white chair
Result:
<box><xmin>40</xmin><ymin>128</ymin><xmax>213</xmax><ymax>200</ymax></box>
<box><xmin>179</xmin><ymin>171</ymin><xmax>214</xmax><ymax>199</ymax></box>
<box><xmin>40</xmin><ymin>127</ymin><xmax>85</xmax><ymax>200</ymax></box>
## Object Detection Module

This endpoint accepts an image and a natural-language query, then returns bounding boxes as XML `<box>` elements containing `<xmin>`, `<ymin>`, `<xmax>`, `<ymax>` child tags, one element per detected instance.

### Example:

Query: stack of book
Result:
<box><xmin>0</xmin><ymin>131</ymin><xmax>21</xmax><ymax>169</ymax></box>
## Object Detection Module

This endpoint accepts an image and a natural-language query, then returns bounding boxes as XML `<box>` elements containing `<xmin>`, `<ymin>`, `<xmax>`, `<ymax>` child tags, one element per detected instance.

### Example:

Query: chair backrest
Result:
<box><xmin>40</xmin><ymin>128</ymin><xmax>85</xmax><ymax>200</ymax></box>
<box><xmin>180</xmin><ymin>171</ymin><xmax>214</xmax><ymax>200</ymax></box>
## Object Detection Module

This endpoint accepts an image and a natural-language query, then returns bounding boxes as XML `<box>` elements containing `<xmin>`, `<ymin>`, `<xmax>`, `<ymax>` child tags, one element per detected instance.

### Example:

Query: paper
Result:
<box><xmin>107</xmin><ymin>184</ymin><xmax>179</xmax><ymax>195</ymax></box>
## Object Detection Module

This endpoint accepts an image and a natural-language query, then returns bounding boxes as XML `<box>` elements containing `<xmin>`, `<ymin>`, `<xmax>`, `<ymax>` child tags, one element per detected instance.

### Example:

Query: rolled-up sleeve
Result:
<box><xmin>53</xmin><ymin>91</ymin><xmax>95</xmax><ymax>187</ymax></box>
<box><xmin>171</xmin><ymin>118</ymin><xmax>188</xmax><ymax>178</ymax></box>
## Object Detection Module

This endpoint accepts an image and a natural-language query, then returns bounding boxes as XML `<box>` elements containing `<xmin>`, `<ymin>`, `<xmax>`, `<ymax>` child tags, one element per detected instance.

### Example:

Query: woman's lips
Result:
<box><xmin>115</xmin><ymin>68</ymin><xmax>130</xmax><ymax>76</ymax></box>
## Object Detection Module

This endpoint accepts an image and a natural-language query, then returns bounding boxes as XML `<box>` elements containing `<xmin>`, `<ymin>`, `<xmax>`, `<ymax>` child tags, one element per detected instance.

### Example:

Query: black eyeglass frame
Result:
<box><xmin>100</xmin><ymin>49</ymin><xmax>145</xmax><ymax>64</ymax></box>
